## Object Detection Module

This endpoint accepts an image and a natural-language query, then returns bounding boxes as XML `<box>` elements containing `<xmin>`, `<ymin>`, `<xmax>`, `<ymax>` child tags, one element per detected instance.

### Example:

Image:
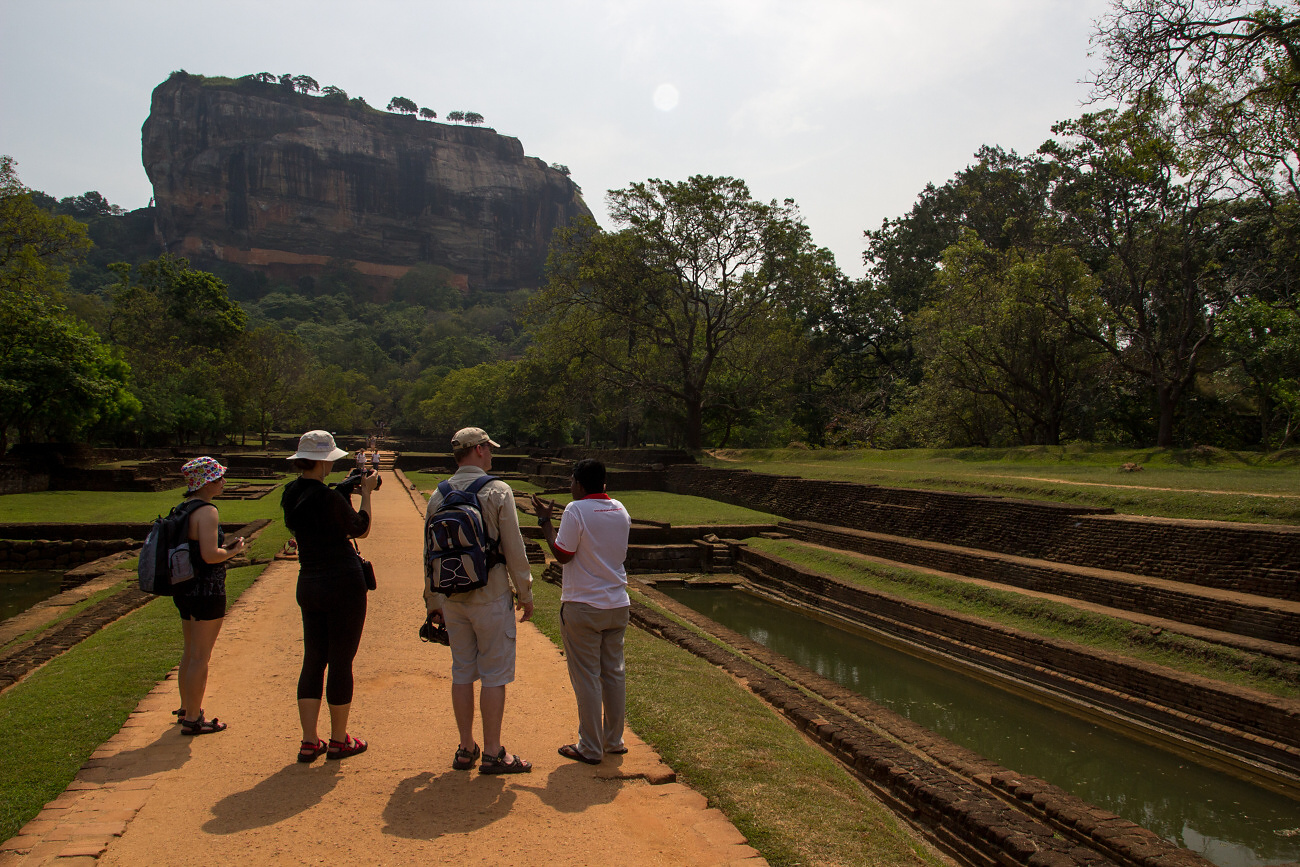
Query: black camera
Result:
<box><xmin>334</xmin><ymin>467</ymin><xmax>382</xmax><ymax>496</ymax></box>
<box><xmin>419</xmin><ymin>613</ymin><xmax>450</xmax><ymax>646</ymax></box>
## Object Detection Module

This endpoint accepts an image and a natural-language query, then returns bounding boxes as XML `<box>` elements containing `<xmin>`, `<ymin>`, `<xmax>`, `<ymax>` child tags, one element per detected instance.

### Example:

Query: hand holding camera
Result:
<box><xmin>335</xmin><ymin>467</ymin><xmax>382</xmax><ymax>496</ymax></box>
<box><xmin>419</xmin><ymin>610</ymin><xmax>450</xmax><ymax>646</ymax></box>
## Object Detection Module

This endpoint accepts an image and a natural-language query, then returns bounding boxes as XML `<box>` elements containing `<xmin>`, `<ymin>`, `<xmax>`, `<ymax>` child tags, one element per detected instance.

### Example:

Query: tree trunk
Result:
<box><xmin>684</xmin><ymin>396</ymin><xmax>704</xmax><ymax>450</ymax></box>
<box><xmin>1155</xmin><ymin>386</ymin><xmax>1176</xmax><ymax>448</ymax></box>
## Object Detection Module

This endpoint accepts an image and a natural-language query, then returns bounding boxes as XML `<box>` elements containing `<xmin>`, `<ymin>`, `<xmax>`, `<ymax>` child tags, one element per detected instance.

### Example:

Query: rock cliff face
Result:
<box><xmin>142</xmin><ymin>74</ymin><xmax>593</xmax><ymax>292</ymax></box>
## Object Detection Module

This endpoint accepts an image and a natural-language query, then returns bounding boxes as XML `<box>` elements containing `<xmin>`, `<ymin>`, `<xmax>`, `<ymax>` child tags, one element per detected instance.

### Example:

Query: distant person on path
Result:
<box><xmin>424</xmin><ymin>427</ymin><xmax>534</xmax><ymax>774</ymax></box>
<box><xmin>532</xmin><ymin>459</ymin><xmax>631</xmax><ymax>764</ymax></box>
<box><xmin>282</xmin><ymin>430</ymin><xmax>377</xmax><ymax>762</ymax></box>
<box><xmin>174</xmin><ymin>456</ymin><xmax>246</xmax><ymax>735</ymax></box>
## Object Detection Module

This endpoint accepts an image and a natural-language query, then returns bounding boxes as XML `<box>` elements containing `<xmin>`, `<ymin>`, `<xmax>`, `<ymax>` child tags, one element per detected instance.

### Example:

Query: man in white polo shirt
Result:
<box><xmin>532</xmin><ymin>459</ymin><xmax>631</xmax><ymax>764</ymax></box>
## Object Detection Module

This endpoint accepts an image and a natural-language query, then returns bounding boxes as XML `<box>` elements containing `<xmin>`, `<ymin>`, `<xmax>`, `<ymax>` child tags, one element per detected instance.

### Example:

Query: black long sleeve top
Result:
<box><xmin>281</xmin><ymin>477</ymin><xmax>371</xmax><ymax>577</ymax></box>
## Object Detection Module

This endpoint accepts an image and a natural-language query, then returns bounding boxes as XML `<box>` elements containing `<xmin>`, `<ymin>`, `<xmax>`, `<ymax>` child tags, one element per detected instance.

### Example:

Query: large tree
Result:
<box><xmin>534</xmin><ymin>176</ymin><xmax>840</xmax><ymax>449</ymax></box>
<box><xmin>0</xmin><ymin>289</ymin><xmax>136</xmax><ymax>450</ymax></box>
<box><xmin>106</xmin><ymin>255</ymin><xmax>246</xmax><ymax>443</ymax></box>
<box><xmin>220</xmin><ymin>327</ymin><xmax>312</xmax><ymax>447</ymax></box>
<box><xmin>826</xmin><ymin>148</ymin><xmax>1056</xmax><ymax>441</ymax></box>
<box><xmin>0</xmin><ymin>157</ymin><xmax>131</xmax><ymax>449</ymax></box>
<box><xmin>1092</xmin><ymin>1</ymin><xmax>1300</xmax><ymax>205</ymax></box>
<box><xmin>913</xmin><ymin>233</ymin><xmax>1105</xmax><ymax>446</ymax></box>
<box><xmin>1041</xmin><ymin>105</ymin><xmax>1227</xmax><ymax>446</ymax></box>
<box><xmin>0</xmin><ymin>156</ymin><xmax>92</xmax><ymax>297</ymax></box>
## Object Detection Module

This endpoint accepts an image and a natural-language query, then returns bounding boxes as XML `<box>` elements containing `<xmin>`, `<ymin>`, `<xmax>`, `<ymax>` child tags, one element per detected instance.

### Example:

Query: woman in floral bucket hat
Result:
<box><xmin>172</xmin><ymin>456</ymin><xmax>246</xmax><ymax>735</ymax></box>
<box><xmin>280</xmin><ymin>430</ymin><xmax>377</xmax><ymax>762</ymax></box>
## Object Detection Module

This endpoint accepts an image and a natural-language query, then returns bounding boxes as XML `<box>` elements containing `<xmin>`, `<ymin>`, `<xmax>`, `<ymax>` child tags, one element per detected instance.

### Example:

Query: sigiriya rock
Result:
<box><xmin>142</xmin><ymin>73</ymin><xmax>593</xmax><ymax>292</ymax></box>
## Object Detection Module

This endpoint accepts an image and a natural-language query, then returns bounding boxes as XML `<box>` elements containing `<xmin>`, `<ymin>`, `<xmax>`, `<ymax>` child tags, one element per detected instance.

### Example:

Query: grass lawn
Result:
<box><xmin>404</xmin><ymin>472</ymin><xmax>777</xmax><ymax>529</ymax></box>
<box><xmin>705</xmin><ymin>445</ymin><xmax>1300</xmax><ymax>524</ymax></box>
<box><xmin>0</xmin><ymin>473</ymin><xmax>358</xmax><ymax>527</ymax></box>
<box><xmin>745</xmin><ymin>537</ymin><xmax>1300</xmax><ymax>699</ymax></box>
<box><xmin>528</xmin><ymin>571</ymin><xmax>944</xmax><ymax>867</ymax></box>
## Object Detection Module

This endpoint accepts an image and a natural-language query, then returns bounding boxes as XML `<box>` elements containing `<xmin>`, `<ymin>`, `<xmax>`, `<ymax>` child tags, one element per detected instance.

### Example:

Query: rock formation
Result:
<box><xmin>142</xmin><ymin>73</ymin><xmax>593</xmax><ymax>292</ymax></box>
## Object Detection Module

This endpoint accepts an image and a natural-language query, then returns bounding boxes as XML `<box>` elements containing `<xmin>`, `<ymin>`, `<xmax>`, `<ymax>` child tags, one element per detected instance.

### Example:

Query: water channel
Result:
<box><xmin>660</xmin><ymin>585</ymin><xmax>1300</xmax><ymax>867</ymax></box>
<box><xmin>0</xmin><ymin>570</ymin><xmax>66</xmax><ymax>622</ymax></box>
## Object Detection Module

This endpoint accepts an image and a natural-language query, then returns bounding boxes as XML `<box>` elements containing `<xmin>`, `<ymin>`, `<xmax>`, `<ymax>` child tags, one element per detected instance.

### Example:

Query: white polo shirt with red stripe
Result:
<box><xmin>554</xmin><ymin>494</ymin><xmax>631</xmax><ymax>609</ymax></box>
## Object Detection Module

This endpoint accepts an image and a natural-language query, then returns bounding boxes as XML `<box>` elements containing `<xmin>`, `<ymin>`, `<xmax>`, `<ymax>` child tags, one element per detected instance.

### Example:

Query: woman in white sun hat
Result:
<box><xmin>173</xmin><ymin>456</ymin><xmax>246</xmax><ymax>736</ymax></box>
<box><xmin>281</xmin><ymin>430</ymin><xmax>377</xmax><ymax>762</ymax></box>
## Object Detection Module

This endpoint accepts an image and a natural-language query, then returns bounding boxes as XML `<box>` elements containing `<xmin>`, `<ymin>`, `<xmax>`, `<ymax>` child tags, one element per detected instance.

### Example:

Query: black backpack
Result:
<box><xmin>138</xmin><ymin>500</ymin><xmax>208</xmax><ymax>595</ymax></box>
<box><xmin>424</xmin><ymin>475</ymin><xmax>503</xmax><ymax>595</ymax></box>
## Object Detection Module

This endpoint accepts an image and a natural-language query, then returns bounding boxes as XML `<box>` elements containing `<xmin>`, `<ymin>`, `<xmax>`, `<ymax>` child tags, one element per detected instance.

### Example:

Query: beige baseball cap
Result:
<box><xmin>451</xmin><ymin>427</ymin><xmax>500</xmax><ymax>449</ymax></box>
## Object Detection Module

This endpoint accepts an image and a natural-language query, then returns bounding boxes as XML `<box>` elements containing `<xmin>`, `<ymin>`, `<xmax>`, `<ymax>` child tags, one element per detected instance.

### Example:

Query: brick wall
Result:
<box><xmin>0</xmin><ymin>538</ymin><xmax>138</xmax><ymax>570</ymax></box>
<box><xmin>781</xmin><ymin>520</ymin><xmax>1300</xmax><ymax>646</ymax></box>
<box><xmin>666</xmin><ymin>466</ymin><xmax>1300</xmax><ymax>600</ymax></box>
<box><xmin>0</xmin><ymin>466</ymin><xmax>49</xmax><ymax>495</ymax></box>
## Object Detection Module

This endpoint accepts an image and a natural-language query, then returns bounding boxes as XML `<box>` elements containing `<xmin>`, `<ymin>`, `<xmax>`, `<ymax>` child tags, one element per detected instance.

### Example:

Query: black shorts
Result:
<box><xmin>173</xmin><ymin>594</ymin><xmax>226</xmax><ymax>622</ymax></box>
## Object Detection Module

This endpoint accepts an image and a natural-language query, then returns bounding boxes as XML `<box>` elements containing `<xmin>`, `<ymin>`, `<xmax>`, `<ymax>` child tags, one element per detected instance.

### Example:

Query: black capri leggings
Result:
<box><xmin>296</xmin><ymin>590</ymin><xmax>367</xmax><ymax>705</ymax></box>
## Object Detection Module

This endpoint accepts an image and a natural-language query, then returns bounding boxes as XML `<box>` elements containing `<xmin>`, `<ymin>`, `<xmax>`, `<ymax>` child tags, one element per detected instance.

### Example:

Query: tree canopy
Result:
<box><xmin>387</xmin><ymin>96</ymin><xmax>418</xmax><ymax>115</ymax></box>
<box><xmin>531</xmin><ymin>176</ymin><xmax>842</xmax><ymax>449</ymax></box>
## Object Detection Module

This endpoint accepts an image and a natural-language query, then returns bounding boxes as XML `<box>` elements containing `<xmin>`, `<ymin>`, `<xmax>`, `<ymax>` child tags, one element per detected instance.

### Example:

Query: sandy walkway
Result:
<box><xmin>3</xmin><ymin>475</ymin><xmax>763</xmax><ymax>866</ymax></box>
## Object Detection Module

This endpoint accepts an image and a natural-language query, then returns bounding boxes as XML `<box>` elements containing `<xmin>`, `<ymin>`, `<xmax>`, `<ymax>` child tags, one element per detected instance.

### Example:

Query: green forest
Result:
<box><xmin>2</xmin><ymin>2</ymin><xmax>1298</xmax><ymax>453</ymax></box>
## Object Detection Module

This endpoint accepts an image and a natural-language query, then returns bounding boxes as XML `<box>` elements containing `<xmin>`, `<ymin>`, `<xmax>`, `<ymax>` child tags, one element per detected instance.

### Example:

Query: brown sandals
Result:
<box><xmin>479</xmin><ymin>746</ymin><xmax>531</xmax><ymax>774</ymax></box>
<box><xmin>453</xmin><ymin>743</ymin><xmax>481</xmax><ymax>770</ymax></box>
<box><xmin>180</xmin><ymin>712</ymin><xmax>226</xmax><ymax>736</ymax></box>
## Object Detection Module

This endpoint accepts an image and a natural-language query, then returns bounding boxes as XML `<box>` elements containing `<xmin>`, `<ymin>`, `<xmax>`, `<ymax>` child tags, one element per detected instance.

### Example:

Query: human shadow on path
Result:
<box><xmin>382</xmin><ymin>770</ymin><xmax>514</xmax><ymax>839</ymax></box>
<box><xmin>513</xmin><ymin>760</ymin><xmax>627</xmax><ymax>813</ymax></box>
<box><xmin>203</xmin><ymin>762</ymin><xmax>342</xmax><ymax>834</ymax></box>
<box><xmin>89</xmin><ymin>727</ymin><xmax>193</xmax><ymax>782</ymax></box>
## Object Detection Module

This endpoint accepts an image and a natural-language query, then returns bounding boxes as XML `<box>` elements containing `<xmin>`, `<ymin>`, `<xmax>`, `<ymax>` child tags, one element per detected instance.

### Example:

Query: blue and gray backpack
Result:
<box><xmin>138</xmin><ymin>499</ymin><xmax>206</xmax><ymax>595</ymax></box>
<box><xmin>424</xmin><ymin>475</ymin><xmax>504</xmax><ymax>595</ymax></box>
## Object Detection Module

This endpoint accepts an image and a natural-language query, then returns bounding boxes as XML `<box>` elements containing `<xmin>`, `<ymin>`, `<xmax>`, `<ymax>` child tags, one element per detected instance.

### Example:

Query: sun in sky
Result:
<box><xmin>653</xmin><ymin>83</ymin><xmax>680</xmax><ymax>111</ymax></box>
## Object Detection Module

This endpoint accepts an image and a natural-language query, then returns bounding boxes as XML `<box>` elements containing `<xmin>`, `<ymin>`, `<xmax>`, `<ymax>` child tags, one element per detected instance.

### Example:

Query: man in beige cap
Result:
<box><xmin>424</xmin><ymin>427</ymin><xmax>535</xmax><ymax>774</ymax></box>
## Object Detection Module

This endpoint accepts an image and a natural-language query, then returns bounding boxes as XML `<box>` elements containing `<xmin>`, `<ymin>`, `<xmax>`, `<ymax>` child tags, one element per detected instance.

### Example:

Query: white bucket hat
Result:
<box><xmin>288</xmin><ymin>430</ymin><xmax>348</xmax><ymax>462</ymax></box>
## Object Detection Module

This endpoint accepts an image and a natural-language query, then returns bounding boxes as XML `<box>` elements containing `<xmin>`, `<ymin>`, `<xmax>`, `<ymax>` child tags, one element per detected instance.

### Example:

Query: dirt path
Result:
<box><xmin>4</xmin><ymin>475</ymin><xmax>762</xmax><ymax>866</ymax></box>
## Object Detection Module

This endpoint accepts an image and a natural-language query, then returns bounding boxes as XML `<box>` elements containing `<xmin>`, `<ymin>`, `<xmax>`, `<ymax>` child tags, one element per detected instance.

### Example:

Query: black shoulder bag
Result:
<box><xmin>352</xmin><ymin>539</ymin><xmax>377</xmax><ymax>591</ymax></box>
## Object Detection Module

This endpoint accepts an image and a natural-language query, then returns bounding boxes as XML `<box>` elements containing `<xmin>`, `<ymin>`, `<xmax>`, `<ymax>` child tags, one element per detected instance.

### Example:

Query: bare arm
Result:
<box><xmin>190</xmin><ymin>503</ymin><xmax>245</xmax><ymax>564</ymax></box>
<box><xmin>496</xmin><ymin>486</ymin><xmax>533</xmax><ymax>620</ymax></box>
<box><xmin>530</xmin><ymin>494</ymin><xmax>575</xmax><ymax>564</ymax></box>
<box><xmin>352</xmin><ymin>470</ymin><xmax>378</xmax><ymax>539</ymax></box>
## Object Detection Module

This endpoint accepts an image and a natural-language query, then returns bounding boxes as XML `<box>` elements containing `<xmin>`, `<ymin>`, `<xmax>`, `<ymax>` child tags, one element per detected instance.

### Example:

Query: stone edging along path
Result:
<box><xmin>625</xmin><ymin>573</ymin><xmax>1217</xmax><ymax>867</ymax></box>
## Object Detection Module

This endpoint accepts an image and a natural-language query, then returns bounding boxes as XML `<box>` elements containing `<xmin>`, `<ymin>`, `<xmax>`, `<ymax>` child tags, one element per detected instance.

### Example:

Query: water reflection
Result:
<box><xmin>0</xmin><ymin>570</ymin><xmax>65</xmax><ymax>621</ymax></box>
<box><xmin>662</xmin><ymin>586</ymin><xmax>1300</xmax><ymax>867</ymax></box>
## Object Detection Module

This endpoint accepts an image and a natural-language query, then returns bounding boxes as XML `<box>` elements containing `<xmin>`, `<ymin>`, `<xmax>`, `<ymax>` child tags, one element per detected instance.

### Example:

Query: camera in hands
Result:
<box><xmin>334</xmin><ymin>467</ymin><xmax>382</xmax><ymax>496</ymax></box>
<box><xmin>419</xmin><ymin>612</ymin><xmax>450</xmax><ymax>646</ymax></box>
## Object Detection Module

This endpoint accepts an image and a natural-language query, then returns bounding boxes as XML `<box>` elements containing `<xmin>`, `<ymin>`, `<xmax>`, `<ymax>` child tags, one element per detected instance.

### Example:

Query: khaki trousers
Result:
<box><xmin>560</xmin><ymin>601</ymin><xmax>630</xmax><ymax>759</ymax></box>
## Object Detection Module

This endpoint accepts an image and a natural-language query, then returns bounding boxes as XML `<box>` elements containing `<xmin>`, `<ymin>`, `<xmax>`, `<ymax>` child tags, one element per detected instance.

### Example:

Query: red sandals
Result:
<box><xmin>298</xmin><ymin>739</ymin><xmax>328</xmax><ymax>763</ymax></box>
<box><xmin>326</xmin><ymin>734</ymin><xmax>367</xmax><ymax>760</ymax></box>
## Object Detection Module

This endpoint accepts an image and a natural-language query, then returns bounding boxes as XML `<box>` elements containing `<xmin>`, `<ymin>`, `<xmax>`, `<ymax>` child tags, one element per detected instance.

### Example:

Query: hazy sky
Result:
<box><xmin>1</xmin><ymin>0</ymin><xmax>1112</xmax><ymax>277</ymax></box>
